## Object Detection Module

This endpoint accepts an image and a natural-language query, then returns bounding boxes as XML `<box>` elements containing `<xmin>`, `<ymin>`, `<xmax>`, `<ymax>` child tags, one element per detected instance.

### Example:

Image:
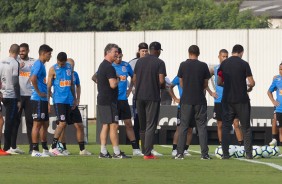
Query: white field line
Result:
<box><xmin>160</xmin><ymin>145</ymin><xmax>282</xmax><ymax>171</ymax></box>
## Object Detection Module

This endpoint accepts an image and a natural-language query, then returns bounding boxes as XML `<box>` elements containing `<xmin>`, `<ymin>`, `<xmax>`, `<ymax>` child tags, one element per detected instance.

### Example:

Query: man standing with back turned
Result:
<box><xmin>133</xmin><ymin>41</ymin><xmax>166</xmax><ymax>160</ymax></box>
<box><xmin>175</xmin><ymin>45</ymin><xmax>211</xmax><ymax>160</ymax></box>
<box><xmin>217</xmin><ymin>44</ymin><xmax>255</xmax><ymax>159</ymax></box>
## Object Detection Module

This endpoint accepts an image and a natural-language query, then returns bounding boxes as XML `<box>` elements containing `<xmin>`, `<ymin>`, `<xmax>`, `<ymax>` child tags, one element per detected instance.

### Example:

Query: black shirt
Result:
<box><xmin>218</xmin><ymin>56</ymin><xmax>252</xmax><ymax>103</ymax></box>
<box><xmin>134</xmin><ymin>55</ymin><xmax>167</xmax><ymax>101</ymax></box>
<box><xmin>97</xmin><ymin>60</ymin><xmax>118</xmax><ymax>105</ymax></box>
<box><xmin>177</xmin><ymin>59</ymin><xmax>210</xmax><ymax>105</ymax></box>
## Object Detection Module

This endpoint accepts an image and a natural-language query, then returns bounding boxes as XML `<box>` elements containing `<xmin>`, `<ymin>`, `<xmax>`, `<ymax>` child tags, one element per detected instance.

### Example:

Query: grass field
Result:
<box><xmin>1</xmin><ymin>123</ymin><xmax>281</xmax><ymax>184</ymax></box>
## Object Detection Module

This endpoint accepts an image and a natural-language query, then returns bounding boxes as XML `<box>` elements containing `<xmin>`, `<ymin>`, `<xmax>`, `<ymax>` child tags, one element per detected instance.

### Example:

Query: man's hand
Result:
<box><xmin>38</xmin><ymin>92</ymin><xmax>47</xmax><ymax>97</ymax></box>
<box><xmin>272</xmin><ymin>100</ymin><xmax>280</xmax><ymax>107</ymax></box>
<box><xmin>71</xmin><ymin>99</ymin><xmax>78</xmax><ymax>110</ymax></box>
<box><xmin>48</xmin><ymin>103</ymin><xmax>51</xmax><ymax>113</ymax></box>
<box><xmin>17</xmin><ymin>101</ymin><xmax>21</xmax><ymax>112</ymax></box>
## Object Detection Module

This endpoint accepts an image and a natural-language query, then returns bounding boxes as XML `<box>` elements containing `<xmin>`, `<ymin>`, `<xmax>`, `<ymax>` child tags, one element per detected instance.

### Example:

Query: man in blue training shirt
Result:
<box><xmin>30</xmin><ymin>44</ymin><xmax>53</xmax><ymax>157</ymax></box>
<box><xmin>112</xmin><ymin>48</ymin><xmax>142</xmax><ymax>156</ymax></box>
<box><xmin>47</xmin><ymin>52</ymin><xmax>76</xmax><ymax>156</ymax></box>
<box><xmin>267</xmin><ymin>63</ymin><xmax>282</xmax><ymax>156</ymax></box>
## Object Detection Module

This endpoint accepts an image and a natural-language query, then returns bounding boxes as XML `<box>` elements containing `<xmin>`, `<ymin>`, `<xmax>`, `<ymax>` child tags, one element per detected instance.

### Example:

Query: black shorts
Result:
<box><xmin>97</xmin><ymin>103</ymin><xmax>118</xmax><ymax>124</ymax></box>
<box><xmin>213</xmin><ymin>103</ymin><xmax>222</xmax><ymax>121</ymax></box>
<box><xmin>54</xmin><ymin>103</ymin><xmax>71</xmax><ymax>124</ymax></box>
<box><xmin>31</xmin><ymin>100</ymin><xmax>49</xmax><ymax>121</ymax></box>
<box><xmin>275</xmin><ymin>112</ymin><xmax>282</xmax><ymax>128</ymax></box>
<box><xmin>117</xmin><ymin>100</ymin><xmax>132</xmax><ymax>120</ymax></box>
<box><xmin>177</xmin><ymin>108</ymin><xmax>195</xmax><ymax>127</ymax></box>
<box><xmin>69</xmin><ymin>106</ymin><xmax>82</xmax><ymax>124</ymax></box>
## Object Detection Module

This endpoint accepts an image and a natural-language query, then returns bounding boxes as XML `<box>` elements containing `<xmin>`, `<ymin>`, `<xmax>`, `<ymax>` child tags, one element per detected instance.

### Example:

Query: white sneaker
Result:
<box><xmin>64</xmin><ymin>149</ymin><xmax>71</xmax><ymax>155</ymax></box>
<box><xmin>79</xmin><ymin>149</ymin><xmax>92</xmax><ymax>156</ymax></box>
<box><xmin>172</xmin><ymin>149</ymin><xmax>177</xmax><ymax>156</ymax></box>
<box><xmin>31</xmin><ymin>150</ymin><xmax>50</xmax><ymax>157</ymax></box>
<box><xmin>269</xmin><ymin>139</ymin><xmax>277</xmax><ymax>146</ymax></box>
<box><xmin>10</xmin><ymin>147</ymin><xmax>25</xmax><ymax>154</ymax></box>
<box><xmin>62</xmin><ymin>150</ymin><xmax>70</xmax><ymax>156</ymax></box>
<box><xmin>133</xmin><ymin>149</ymin><xmax>143</xmax><ymax>156</ymax></box>
<box><xmin>278</xmin><ymin>154</ymin><xmax>282</xmax><ymax>157</ymax></box>
<box><xmin>42</xmin><ymin>149</ymin><xmax>54</xmax><ymax>156</ymax></box>
<box><xmin>6</xmin><ymin>149</ymin><xmax>19</xmax><ymax>155</ymax></box>
<box><xmin>184</xmin><ymin>150</ymin><xmax>191</xmax><ymax>156</ymax></box>
<box><xmin>49</xmin><ymin>148</ymin><xmax>65</xmax><ymax>156</ymax></box>
<box><xmin>151</xmin><ymin>149</ymin><xmax>163</xmax><ymax>156</ymax></box>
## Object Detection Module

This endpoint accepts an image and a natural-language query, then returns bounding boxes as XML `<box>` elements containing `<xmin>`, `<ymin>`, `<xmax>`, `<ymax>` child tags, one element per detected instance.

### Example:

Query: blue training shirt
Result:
<box><xmin>52</xmin><ymin>63</ymin><xmax>73</xmax><ymax>104</ymax></box>
<box><xmin>269</xmin><ymin>75</ymin><xmax>282</xmax><ymax>113</ymax></box>
<box><xmin>30</xmin><ymin>60</ymin><xmax>47</xmax><ymax>101</ymax></box>
<box><xmin>171</xmin><ymin>76</ymin><xmax>182</xmax><ymax>108</ymax></box>
<box><xmin>68</xmin><ymin>71</ymin><xmax>80</xmax><ymax>106</ymax></box>
<box><xmin>112</xmin><ymin>61</ymin><xmax>133</xmax><ymax>100</ymax></box>
<box><xmin>214</xmin><ymin>65</ymin><xmax>223</xmax><ymax>103</ymax></box>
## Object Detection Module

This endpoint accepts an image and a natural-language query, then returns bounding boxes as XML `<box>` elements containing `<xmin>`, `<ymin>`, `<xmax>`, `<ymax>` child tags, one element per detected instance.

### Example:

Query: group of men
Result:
<box><xmin>0</xmin><ymin>43</ymin><xmax>91</xmax><ymax>157</ymax></box>
<box><xmin>96</xmin><ymin>41</ymin><xmax>255</xmax><ymax>159</ymax></box>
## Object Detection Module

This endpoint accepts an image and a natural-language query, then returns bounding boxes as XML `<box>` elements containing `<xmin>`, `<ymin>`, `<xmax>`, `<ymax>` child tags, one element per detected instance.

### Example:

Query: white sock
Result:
<box><xmin>113</xmin><ymin>146</ymin><xmax>120</xmax><ymax>155</ymax></box>
<box><xmin>101</xmin><ymin>145</ymin><xmax>107</xmax><ymax>155</ymax></box>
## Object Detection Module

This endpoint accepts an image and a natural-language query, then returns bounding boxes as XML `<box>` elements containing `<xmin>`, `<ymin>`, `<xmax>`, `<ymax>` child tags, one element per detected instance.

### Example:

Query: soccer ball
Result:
<box><xmin>252</xmin><ymin>146</ymin><xmax>262</xmax><ymax>159</ymax></box>
<box><xmin>270</xmin><ymin>146</ymin><xmax>281</xmax><ymax>156</ymax></box>
<box><xmin>56</xmin><ymin>142</ymin><xmax>64</xmax><ymax>152</ymax></box>
<box><xmin>234</xmin><ymin>146</ymin><xmax>245</xmax><ymax>158</ymax></box>
<box><xmin>261</xmin><ymin>145</ymin><xmax>273</xmax><ymax>158</ymax></box>
<box><xmin>229</xmin><ymin>145</ymin><xmax>237</xmax><ymax>158</ymax></box>
<box><xmin>215</xmin><ymin>146</ymin><xmax>223</xmax><ymax>159</ymax></box>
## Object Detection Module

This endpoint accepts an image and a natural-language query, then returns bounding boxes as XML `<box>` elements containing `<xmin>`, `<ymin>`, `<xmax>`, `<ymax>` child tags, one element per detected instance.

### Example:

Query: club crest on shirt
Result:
<box><xmin>66</xmin><ymin>69</ymin><xmax>71</xmax><ymax>76</ymax></box>
<box><xmin>122</xmin><ymin>66</ymin><xmax>127</xmax><ymax>72</ymax></box>
<box><xmin>41</xmin><ymin>113</ymin><xmax>45</xmax><ymax>119</ymax></box>
<box><xmin>60</xmin><ymin>115</ymin><xmax>66</xmax><ymax>121</ymax></box>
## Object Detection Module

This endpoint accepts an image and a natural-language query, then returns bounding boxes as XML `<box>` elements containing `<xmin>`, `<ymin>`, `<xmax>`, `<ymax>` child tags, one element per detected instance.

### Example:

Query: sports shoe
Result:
<box><xmin>0</xmin><ymin>149</ymin><xmax>11</xmax><ymax>156</ymax></box>
<box><xmin>113</xmin><ymin>152</ymin><xmax>131</xmax><ymax>159</ymax></box>
<box><xmin>6</xmin><ymin>149</ymin><xmax>19</xmax><ymax>155</ymax></box>
<box><xmin>201</xmin><ymin>155</ymin><xmax>212</xmax><ymax>160</ymax></box>
<box><xmin>171</xmin><ymin>149</ymin><xmax>177</xmax><ymax>156</ymax></box>
<box><xmin>64</xmin><ymin>149</ymin><xmax>71</xmax><ymax>155</ymax></box>
<box><xmin>31</xmin><ymin>150</ymin><xmax>50</xmax><ymax>157</ymax></box>
<box><xmin>133</xmin><ymin>149</ymin><xmax>143</xmax><ymax>156</ymax></box>
<box><xmin>151</xmin><ymin>149</ymin><xmax>163</xmax><ymax>156</ymax></box>
<box><xmin>80</xmin><ymin>149</ymin><xmax>92</xmax><ymax>156</ymax></box>
<box><xmin>278</xmin><ymin>154</ymin><xmax>282</xmax><ymax>157</ymax></box>
<box><xmin>174</xmin><ymin>154</ymin><xmax>184</xmax><ymax>160</ymax></box>
<box><xmin>144</xmin><ymin>154</ymin><xmax>158</xmax><ymax>160</ymax></box>
<box><xmin>184</xmin><ymin>150</ymin><xmax>191</xmax><ymax>156</ymax></box>
<box><xmin>10</xmin><ymin>147</ymin><xmax>25</xmax><ymax>154</ymax></box>
<box><xmin>42</xmin><ymin>149</ymin><xmax>54</xmax><ymax>156</ymax></box>
<box><xmin>99</xmin><ymin>152</ymin><xmax>112</xmax><ymax>159</ymax></box>
<box><xmin>269</xmin><ymin>138</ymin><xmax>277</xmax><ymax>146</ymax></box>
<box><xmin>49</xmin><ymin>148</ymin><xmax>65</xmax><ymax>156</ymax></box>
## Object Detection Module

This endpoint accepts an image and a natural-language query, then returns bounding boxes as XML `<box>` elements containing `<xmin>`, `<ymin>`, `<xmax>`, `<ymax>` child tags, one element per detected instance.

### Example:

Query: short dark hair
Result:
<box><xmin>232</xmin><ymin>44</ymin><xmax>244</xmax><ymax>54</ymax></box>
<box><xmin>219</xmin><ymin>49</ymin><xmax>228</xmax><ymax>55</ymax></box>
<box><xmin>104</xmin><ymin>43</ymin><xmax>119</xmax><ymax>56</ymax></box>
<box><xmin>138</xmin><ymin>42</ymin><xmax>148</xmax><ymax>50</ymax></box>
<box><xmin>57</xmin><ymin>52</ymin><xmax>67</xmax><ymax>62</ymax></box>
<box><xmin>118</xmin><ymin>47</ymin><xmax>122</xmax><ymax>54</ymax></box>
<box><xmin>39</xmin><ymin>44</ymin><xmax>53</xmax><ymax>54</ymax></box>
<box><xmin>9</xmin><ymin>44</ymin><xmax>20</xmax><ymax>54</ymax></box>
<box><xmin>188</xmin><ymin>45</ymin><xmax>200</xmax><ymax>56</ymax></box>
<box><xmin>20</xmin><ymin>43</ymin><xmax>29</xmax><ymax>50</ymax></box>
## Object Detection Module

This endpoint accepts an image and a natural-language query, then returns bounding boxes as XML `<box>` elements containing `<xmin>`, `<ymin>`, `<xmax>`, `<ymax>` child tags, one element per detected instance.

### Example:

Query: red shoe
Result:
<box><xmin>144</xmin><ymin>154</ymin><xmax>158</xmax><ymax>160</ymax></box>
<box><xmin>0</xmin><ymin>149</ymin><xmax>11</xmax><ymax>156</ymax></box>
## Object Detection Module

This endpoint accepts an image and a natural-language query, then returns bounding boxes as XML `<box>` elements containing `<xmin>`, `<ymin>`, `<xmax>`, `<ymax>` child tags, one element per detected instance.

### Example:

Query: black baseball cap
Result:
<box><xmin>149</xmin><ymin>41</ymin><xmax>163</xmax><ymax>51</ymax></box>
<box><xmin>138</xmin><ymin>42</ymin><xmax>148</xmax><ymax>50</ymax></box>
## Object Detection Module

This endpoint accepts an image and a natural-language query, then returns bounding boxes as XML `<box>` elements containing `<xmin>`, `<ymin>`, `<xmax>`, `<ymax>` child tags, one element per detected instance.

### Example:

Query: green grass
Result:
<box><xmin>1</xmin><ymin>123</ymin><xmax>281</xmax><ymax>184</ymax></box>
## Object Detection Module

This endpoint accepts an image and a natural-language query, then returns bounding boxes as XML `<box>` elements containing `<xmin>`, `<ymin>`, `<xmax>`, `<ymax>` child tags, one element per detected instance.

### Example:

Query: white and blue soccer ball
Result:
<box><xmin>215</xmin><ymin>146</ymin><xmax>223</xmax><ymax>159</ymax></box>
<box><xmin>234</xmin><ymin>146</ymin><xmax>245</xmax><ymax>158</ymax></box>
<box><xmin>229</xmin><ymin>145</ymin><xmax>237</xmax><ymax>158</ymax></box>
<box><xmin>56</xmin><ymin>142</ymin><xmax>64</xmax><ymax>152</ymax></box>
<box><xmin>252</xmin><ymin>146</ymin><xmax>262</xmax><ymax>159</ymax></box>
<box><xmin>270</xmin><ymin>146</ymin><xmax>281</xmax><ymax>156</ymax></box>
<box><xmin>261</xmin><ymin>145</ymin><xmax>273</xmax><ymax>158</ymax></box>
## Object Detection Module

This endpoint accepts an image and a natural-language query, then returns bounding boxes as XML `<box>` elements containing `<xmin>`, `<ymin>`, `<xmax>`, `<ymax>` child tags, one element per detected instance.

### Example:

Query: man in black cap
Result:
<box><xmin>132</xmin><ymin>41</ymin><xmax>166</xmax><ymax>159</ymax></box>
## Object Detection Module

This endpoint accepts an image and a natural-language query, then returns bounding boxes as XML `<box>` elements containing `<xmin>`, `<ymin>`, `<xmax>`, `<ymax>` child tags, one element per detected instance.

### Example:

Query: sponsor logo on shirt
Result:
<box><xmin>19</xmin><ymin>71</ymin><xmax>31</xmax><ymax>77</ymax></box>
<box><xmin>60</xmin><ymin>80</ymin><xmax>71</xmax><ymax>87</ymax></box>
<box><xmin>119</xmin><ymin>75</ymin><xmax>126</xmax><ymax>81</ymax></box>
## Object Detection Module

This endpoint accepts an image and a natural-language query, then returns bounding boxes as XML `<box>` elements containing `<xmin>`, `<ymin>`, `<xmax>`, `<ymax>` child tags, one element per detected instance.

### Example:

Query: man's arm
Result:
<box><xmin>168</xmin><ymin>84</ymin><xmax>180</xmax><ymax>103</ymax></box>
<box><xmin>246</xmin><ymin>76</ymin><xmax>255</xmax><ymax>92</ymax></box>
<box><xmin>76</xmin><ymin>84</ymin><xmax>81</xmax><ymax>105</ymax></box>
<box><xmin>92</xmin><ymin>73</ymin><xmax>98</xmax><ymax>83</ymax></box>
<box><xmin>109</xmin><ymin>78</ymin><xmax>118</xmax><ymax>89</ymax></box>
<box><xmin>159</xmin><ymin>74</ymin><xmax>165</xmax><ymax>89</ymax></box>
<box><xmin>267</xmin><ymin>90</ymin><xmax>279</xmax><ymax>107</ymax></box>
<box><xmin>47</xmin><ymin>66</ymin><xmax>55</xmax><ymax>104</ymax></box>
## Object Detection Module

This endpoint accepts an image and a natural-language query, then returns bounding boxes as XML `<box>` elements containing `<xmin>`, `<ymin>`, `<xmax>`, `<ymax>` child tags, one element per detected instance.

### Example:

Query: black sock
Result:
<box><xmin>238</xmin><ymin>141</ymin><xmax>243</xmax><ymax>146</ymax></box>
<box><xmin>78</xmin><ymin>142</ymin><xmax>85</xmax><ymax>151</ymax></box>
<box><xmin>131</xmin><ymin>140</ymin><xmax>139</xmax><ymax>149</ymax></box>
<box><xmin>172</xmin><ymin>144</ymin><xmax>177</xmax><ymax>150</ymax></box>
<box><xmin>272</xmin><ymin>134</ymin><xmax>278</xmax><ymax>140</ymax></box>
<box><xmin>62</xmin><ymin>143</ymin><xmax>67</xmax><ymax>150</ymax></box>
<box><xmin>32</xmin><ymin>143</ymin><xmax>39</xmax><ymax>151</ymax></box>
<box><xmin>41</xmin><ymin>142</ymin><xmax>48</xmax><ymax>150</ymax></box>
<box><xmin>185</xmin><ymin>145</ymin><xmax>189</xmax><ymax>150</ymax></box>
<box><xmin>52</xmin><ymin>138</ymin><xmax>59</xmax><ymax>149</ymax></box>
